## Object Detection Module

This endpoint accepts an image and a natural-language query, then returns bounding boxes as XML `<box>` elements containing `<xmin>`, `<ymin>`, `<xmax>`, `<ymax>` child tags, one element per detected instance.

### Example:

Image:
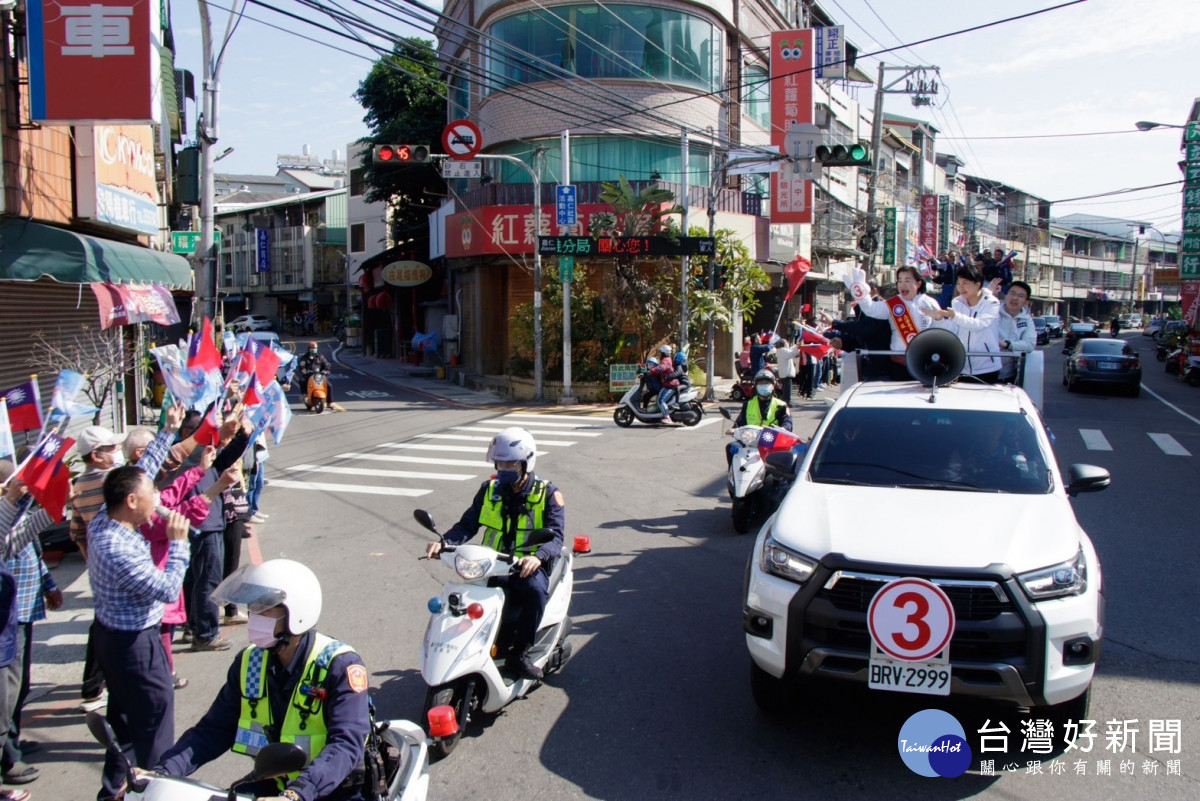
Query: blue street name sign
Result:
<box><xmin>556</xmin><ymin>184</ymin><xmax>577</xmax><ymax>226</ymax></box>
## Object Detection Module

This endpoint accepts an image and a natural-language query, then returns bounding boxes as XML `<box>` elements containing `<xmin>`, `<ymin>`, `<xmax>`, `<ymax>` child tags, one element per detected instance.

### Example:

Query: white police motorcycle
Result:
<box><xmin>414</xmin><ymin>508</ymin><xmax>574</xmax><ymax>759</ymax></box>
<box><xmin>718</xmin><ymin>407</ymin><xmax>803</xmax><ymax>534</ymax></box>
<box><xmin>86</xmin><ymin>710</ymin><xmax>429</xmax><ymax>801</ymax></box>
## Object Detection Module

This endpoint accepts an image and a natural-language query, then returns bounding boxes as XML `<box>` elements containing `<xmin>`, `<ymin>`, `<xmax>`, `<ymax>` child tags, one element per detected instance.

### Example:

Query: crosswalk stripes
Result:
<box><xmin>1076</xmin><ymin>428</ymin><xmax>1192</xmax><ymax>457</ymax></box>
<box><xmin>270</xmin><ymin>410</ymin><xmax>608</xmax><ymax>499</ymax></box>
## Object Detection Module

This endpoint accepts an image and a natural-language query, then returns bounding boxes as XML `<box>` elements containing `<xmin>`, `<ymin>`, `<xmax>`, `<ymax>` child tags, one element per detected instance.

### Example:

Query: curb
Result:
<box><xmin>331</xmin><ymin>343</ymin><xmax>500</xmax><ymax>410</ymax></box>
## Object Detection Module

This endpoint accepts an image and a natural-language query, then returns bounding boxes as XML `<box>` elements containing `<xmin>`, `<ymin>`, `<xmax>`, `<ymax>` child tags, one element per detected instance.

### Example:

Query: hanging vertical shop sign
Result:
<box><xmin>882</xmin><ymin>208</ymin><xmax>897</xmax><ymax>265</ymax></box>
<box><xmin>770</xmin><ymin>30</ymin><xmax>814</xmax><ymax>225</ymax></box>
<box><xmin>27</xmin><ymin>0</ymin><xmax>159</xmax><ymax>122</ymax></box>
<box><xmin>919</xmin><ymin>194</ymin><xmax>939</xmax><ymax>259</ymax></box>
<box><xmin>938</xmin><ymin>196</ymin><xmax>950</xmax><ymax>255</ymax></box>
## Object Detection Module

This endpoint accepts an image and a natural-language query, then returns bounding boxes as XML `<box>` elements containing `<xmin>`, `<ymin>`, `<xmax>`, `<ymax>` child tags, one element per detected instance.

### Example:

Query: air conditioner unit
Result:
<box><xmin>248</xmin><ymin>275</ymin><xmax>260</xmax><ymax>286</ymax></box>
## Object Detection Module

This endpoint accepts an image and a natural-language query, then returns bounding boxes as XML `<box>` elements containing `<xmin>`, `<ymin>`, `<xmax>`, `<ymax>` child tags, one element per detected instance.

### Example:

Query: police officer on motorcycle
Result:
<box><xmin>424</xmin><ymin>428</ymin><xmax>565</xmax><ymax>681</ymax></box>
<box><xmin>726</xmin><ymin>370</ymin><xmax>793</xmax><ymax>466</ymax></box>
<box><xmin>297</xmin><ymin>342</ymin><xmax>332</xmax><ymax>403</ymax></box>
<box><xmin>154</xmin><ymin>560</ymin><xmax>372</xmax><ymax>801</ymax></box>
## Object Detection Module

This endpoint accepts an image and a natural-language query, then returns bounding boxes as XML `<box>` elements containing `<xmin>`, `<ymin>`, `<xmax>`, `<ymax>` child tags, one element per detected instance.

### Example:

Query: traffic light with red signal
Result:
<box><xmin>372</xmin><ymin>144</ymin><xmax>431</xmax><ymax>164</ymax></box>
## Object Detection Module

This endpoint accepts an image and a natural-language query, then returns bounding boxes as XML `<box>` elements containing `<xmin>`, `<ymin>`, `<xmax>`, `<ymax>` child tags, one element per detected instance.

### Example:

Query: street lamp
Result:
<box><xmin>1134</xmin><ymin>120</ymin><xmax>1186</xmax><ymax>131</ymax></box>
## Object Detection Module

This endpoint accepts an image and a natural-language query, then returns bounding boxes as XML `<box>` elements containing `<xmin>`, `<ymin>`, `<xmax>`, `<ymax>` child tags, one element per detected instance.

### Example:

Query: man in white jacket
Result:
<box><xmin>996</xmin><ymin>281</ymin><xmax>1037</xmax><ymax>383</ymax></box>
<box><xmin>923</xmin><ymin>263</ymin><xmax>1003</xmax><ymax>382</ymax></box>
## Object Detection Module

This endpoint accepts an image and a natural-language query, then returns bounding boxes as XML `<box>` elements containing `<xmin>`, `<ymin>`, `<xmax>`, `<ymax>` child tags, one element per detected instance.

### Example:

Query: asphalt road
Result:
<box><xmin>21</xmin><ymin>333</ymin><xmax>1200</xmax><ymax>800</ymax></box>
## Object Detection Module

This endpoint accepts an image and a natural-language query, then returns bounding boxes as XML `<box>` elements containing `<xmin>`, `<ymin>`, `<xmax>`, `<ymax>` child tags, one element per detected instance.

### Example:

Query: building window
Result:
<box><xmin>350</xmin><ymin>167</ymin><xmax>365</xmax><ymax>197</ymax></box>
<box><xmin>350</xmin><ymin>223</ymin><xmax>365</xmax><ymax>252</ymax></box>
<box><xmin>490</xmin><ymin>136</ymin><xmax>711</xmax><ymax>185</ymax></box>
<box><xmin>487</xmin><ymin>4</ymin><xmax>721</xmax><ymax>94</ymax></box>
<box><xmin>450</xmin><ymin>73</ymin><xmax>470</xmax><ymax>117</ymax></box>
<box><xmin>743</xmin><ymin>65</ymin><xmax>769</xmax><ymax>129</ymax></box>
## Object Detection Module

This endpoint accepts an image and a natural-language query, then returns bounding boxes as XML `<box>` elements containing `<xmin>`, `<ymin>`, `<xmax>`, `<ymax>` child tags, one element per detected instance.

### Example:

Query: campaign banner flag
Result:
<box><xmin>0</xmin><ymin>379</ymin><xmax>44</xmax><ymax>432</ymax></box>
<box><xmin>783</xmin><ymin>255</ymin><xmax>812</xmax><ymax>302</ymax></box>
<box><xmin>258</xmin><ymin>380</ymin><xmax>292</xmax><ymax>446</ymax></box>
<box><xmin>14</xmin><ymin>433</ymin><xmax>76</xmax><ymax>523</ymax></box>
<box><xmin>0</xmin><ymin>399</ymin><xmax>15</xmax><ymax>466</ymax></box>
<box><xmin>187</xmin><ymin>317</ymin><xmax>223</xmax><ymax>372</ymax></box>
<box><xmin>223</xmin><ymin>330</ymin><xmax>238</xmax><ymax>357</ymax></box>
<box><xmin>91</xmin><ymin>283</ymin><xmax>180</xmax><ymax>329</ymax></box>
<box><xmin>46</xmin><ymin>368</ymin><xmax>101</xmax><ymax>422</ymax></box>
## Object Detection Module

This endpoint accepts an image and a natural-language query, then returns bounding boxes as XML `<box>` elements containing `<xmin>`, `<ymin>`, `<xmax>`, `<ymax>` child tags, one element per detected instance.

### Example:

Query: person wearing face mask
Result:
<box><xmin>733</xmin><ymin>369</ymin><xmax>792</xmax><ymax>431</ymax></box>
<box><xmin>425</xmin><ymin>428</ymin><xmax>565</xmax><ymax>681</ymax></box>
<box><xmin>83</xmin><ymin>403</ymin><xmax>190</xmax><ymax>801</ymax></box>
<box><xmin>153</xmin><ymin>560</ymin><xmax>372</xmax><ymax>801</ymax></box>
<box><xmin>845</xmin><ymin>265</ymin><xmax>943</xmax><ymax>380</ymax></box>
<box><xmin>296</xmin><ymin>341</ymin><xmax>332</xmax><ymax>404</ymax></box>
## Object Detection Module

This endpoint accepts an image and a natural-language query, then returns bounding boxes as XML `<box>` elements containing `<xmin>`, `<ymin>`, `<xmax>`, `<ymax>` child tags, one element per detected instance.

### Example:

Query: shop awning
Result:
<box><xmin>0</xmin><ymin>218</ymin><xmax>193</xmax><ymax>290</ymax></box>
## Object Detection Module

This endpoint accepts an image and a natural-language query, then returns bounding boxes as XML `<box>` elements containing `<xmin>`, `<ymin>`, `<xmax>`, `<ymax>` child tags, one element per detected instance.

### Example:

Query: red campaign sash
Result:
<box><xmin>885</xmin><ymin>296</ymin><xmax>921</xmax><ymax>344</ymax></box>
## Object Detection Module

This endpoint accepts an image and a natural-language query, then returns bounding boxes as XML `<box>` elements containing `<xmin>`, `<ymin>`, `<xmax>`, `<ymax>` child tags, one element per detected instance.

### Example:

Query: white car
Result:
<box><xmin>227</xmin><ymin>314</ymin><xmax>273</xmax><ymax>332</ymax></box>
<box><xmin>743</xmin><ymin>331</ymin><xmax>1107</xmax><ymax>723</ymax></box>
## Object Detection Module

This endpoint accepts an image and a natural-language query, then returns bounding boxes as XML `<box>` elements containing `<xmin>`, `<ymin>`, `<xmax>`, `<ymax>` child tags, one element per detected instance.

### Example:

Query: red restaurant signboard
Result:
<box><xmin>769</xmin><ymin>30</ymin><xmax>815</xmax><ymax>225</ymax></box>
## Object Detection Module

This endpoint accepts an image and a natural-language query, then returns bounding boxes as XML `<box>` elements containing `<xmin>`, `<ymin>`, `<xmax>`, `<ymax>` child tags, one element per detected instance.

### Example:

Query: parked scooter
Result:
<box><xmin>1165</xmin><ymin>346</ymin><xmax>1186</xmax><ymax>375</ymax></box>
<box><xmin>304</xmin><ymin>369</ymin><xmax>331</xmax><ymax>413</ymax></box>
<box><xmin>1181</xmin><ymin>356</ymin><xmax>1200</xmax><ymax>387</ymax></box>
<box><xmin>87</xmin><ymin>706</ymin><xmax>430</xmax><ymax>801</ymax></box>
<box><xmin>719</xmin><ymin>407</ymin><xmax>805</xmax><ymax>534</ymax></box>
<box><xmin>414</xmin><ymin>509</ymin><xmax>574</xmax><ymax>760</ymax></box>
<box><xmin>613</xmin><ymin>372</ymin><xmax>704</xmax><ymax>427</ymax></box>
<box><xmin>1155</xmin><ymin>342</ymin><xmax>1170</xmax><ymax>362</ymax></box>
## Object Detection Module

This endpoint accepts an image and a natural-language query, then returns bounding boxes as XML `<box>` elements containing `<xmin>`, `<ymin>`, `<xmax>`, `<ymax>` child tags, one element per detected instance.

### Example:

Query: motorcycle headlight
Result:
<box><xmin>760</xmin><ymin>535</ymin><xmax>818</xmax><ymax>585</ymax></box>
<box><xmin>737</xmin><ymin>428</ymin><xmax>759</xmax><ymax>447</ymax></box>
<box><xmin>454</xmin><ymin>554</ymin><xmax>492</xmax><ymax>581</ymax></box>
<box><xmin>1017</xmin><ymin>550</ymin><xmax>1087</xmax><ymax>600</ymax></box>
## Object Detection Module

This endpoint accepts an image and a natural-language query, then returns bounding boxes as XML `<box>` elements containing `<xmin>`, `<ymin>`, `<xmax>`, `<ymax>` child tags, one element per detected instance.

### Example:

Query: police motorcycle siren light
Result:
<box><xmin>86</xmin><ymin>710</ymin><xmax>307</xmax><ymax>801</ymax></box>
<box><xmin>904</xmin><ymin>328</ymin><xmax>965</xmax><ymax>400</ymax></box>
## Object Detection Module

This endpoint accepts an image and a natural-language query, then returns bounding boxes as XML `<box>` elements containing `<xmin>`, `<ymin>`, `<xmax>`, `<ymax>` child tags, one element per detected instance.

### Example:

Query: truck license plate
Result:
<box><xmin>868</xmin><ymin>657</ymin><xmax>951</xmax><ymax>696</ymax></box>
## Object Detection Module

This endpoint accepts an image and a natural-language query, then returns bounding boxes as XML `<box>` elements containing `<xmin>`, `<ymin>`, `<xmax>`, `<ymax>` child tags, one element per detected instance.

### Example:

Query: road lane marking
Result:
<box><xmin>285</xmin><ymin>464</ymin><xmax>476</xmax><ymax>480</ymax></box>
<box><xmin>269</xmin><ymin>479</ymin><xmax>431</xmax><ymax>496</ymax></box>
<box><xmin>1079</xmin><ymin>429</ymin><xmax>1112</xmax><ymax>451</ymax></box>
<box><xmin>337</xmin><ymin>453</ymin><xmax>492</xmax><ymax>468</ymax></box>
<box><xmin>676</xmin><ymin>416</ymin><xmax>722</xmax><ymax>431</ymax></box>
<box><xmin>378</xmin><ymin>443</ymin><xmax>550</xmax><ymax>456</ymax></box>
<box><xmin>491</xmin><ymin>414</ymin><xmax>609</xmax><ymax>428</ymax></box>
<box><xmin>1148</xmin><ymin>433</ymin><xmax>1191</xmax><ymax>456</ymax></box>
<box><xmin>1139</xmin><ymin>383</ymin><xmax>1200</xmax><ymax>427</ymax></box>
<box><xmin>450</xmin><ymin>425</ymin><xmax>603</xmax><ymax>437</ymax></box>
<box><xmin>416</xmin><ymin>433</ymin><xmax>576</xmax><ymax>446</ymax></box>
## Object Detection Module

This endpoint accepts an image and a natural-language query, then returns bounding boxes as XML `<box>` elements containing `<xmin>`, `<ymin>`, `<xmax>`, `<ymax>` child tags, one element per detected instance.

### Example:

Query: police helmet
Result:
<box><xmin>486</xmin><ymin>427</ymin><xmax>538</xmax><ymax>475</ymax></box>
<box><xmin>211</xmin><ymin>559</ymin><xmax>322</xmax><ymax>636</ymax></box>
<box><xmin>754</xmin><ymin>368</ymin><xmax>776</xmax><ymax>384</ymax></box>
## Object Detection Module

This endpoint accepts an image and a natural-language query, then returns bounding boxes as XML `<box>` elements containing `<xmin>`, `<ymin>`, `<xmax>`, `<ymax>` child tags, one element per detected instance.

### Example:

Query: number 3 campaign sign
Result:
<box><xmin>867</xmin><ymin>578</ymin><xmax>956</xmax><ymax>696</ymax></box>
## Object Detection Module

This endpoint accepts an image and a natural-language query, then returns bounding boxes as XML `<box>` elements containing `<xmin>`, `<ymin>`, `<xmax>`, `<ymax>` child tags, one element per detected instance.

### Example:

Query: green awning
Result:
<box><xmin>0</xmin><ymin>219</ymin><xmax>193</xmax><ymax>289</ymax></box>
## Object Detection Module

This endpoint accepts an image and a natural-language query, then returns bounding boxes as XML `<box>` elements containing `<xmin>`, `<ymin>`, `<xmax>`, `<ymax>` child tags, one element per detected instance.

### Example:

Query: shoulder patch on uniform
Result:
<box><xmin>553</xmin><ymin>490</ymin><xmax>564</xmax><ymax>507</ymax></box>
<box><xmin>346</xmin><ymin>663</ymin><xmax>368</xmax><ymax>693</ymax></box>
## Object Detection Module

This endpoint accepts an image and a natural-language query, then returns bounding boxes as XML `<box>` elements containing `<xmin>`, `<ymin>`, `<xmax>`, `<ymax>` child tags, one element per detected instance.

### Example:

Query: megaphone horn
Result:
<box><xmin>905</xmin><ymin>329</ymin><xmax>965</xmax><ymax>387</ymax></box>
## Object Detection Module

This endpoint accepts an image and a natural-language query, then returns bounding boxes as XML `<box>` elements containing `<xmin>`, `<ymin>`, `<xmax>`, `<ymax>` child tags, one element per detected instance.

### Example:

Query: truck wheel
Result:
<box><xmin>750</xmin><ymin>660</ymin><xmax>796</xmax><ymax>718</ymax></box>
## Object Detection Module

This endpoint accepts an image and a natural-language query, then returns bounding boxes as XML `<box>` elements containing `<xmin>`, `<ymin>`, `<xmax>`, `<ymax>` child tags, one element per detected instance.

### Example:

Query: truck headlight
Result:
<box><xmin>760</xmin><ymin>535</ymin><xmax>817</xmax><ymax>585</ymax></box>
<box><xmin>1018</xmin><ymin>550</ymin><xmax>1087</xmax><ymax>600</ymax></box>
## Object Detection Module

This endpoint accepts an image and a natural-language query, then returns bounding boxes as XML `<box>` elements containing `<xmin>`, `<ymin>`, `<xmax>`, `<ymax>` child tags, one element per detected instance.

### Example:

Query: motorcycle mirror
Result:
<box><xmin>764</xmin><ymin>450</ymin><xmax>800</xmax><ymax>478</ymax></box>
<box><xmin>719</xmin><ymin>407</ymin><xmax>734</xmax><ymax>420</ymax></box>
<box><xmin>413</xmin><ymin>509</ymin><xmax>438</xmax><ymax>534</ymax></box>
<box><xmin>246</xmin><ymin>742</ymin><xmax>308</xmax><ymax>782</ymax></box>
<box><xmin>526</xmin><ymin>528</ymin><xmax>557</xmax><ymax>547</ymax></box>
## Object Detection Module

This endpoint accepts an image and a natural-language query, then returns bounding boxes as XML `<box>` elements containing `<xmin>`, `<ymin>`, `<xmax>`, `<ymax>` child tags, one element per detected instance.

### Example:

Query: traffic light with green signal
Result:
<box><xmin>372</xmin><ymin>144</ymin><xmax>431</xmax><ymax>164</ymax></box>
<box><xmin>814</xmin><ymin>141</ymin><xmax>871</xmax><ymax>168</ymax></box>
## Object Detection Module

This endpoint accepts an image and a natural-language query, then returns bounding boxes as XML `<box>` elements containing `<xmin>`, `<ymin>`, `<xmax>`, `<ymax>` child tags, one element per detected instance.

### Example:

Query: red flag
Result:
<box><xmin>797</xmin><ymin>324</ymin><xmax>833</xmax><ymax>358</ymax></box>
<box><xmin>187</xmin><ymin>317</ymin><xmax>223</xmax><ymax>372</ymax></box>
<box><xmin>756</xmin><ymin>427</ymin><xmax>804</xmax><ymax>462</ymax></box>
<box><xmin>783</xmin><ymin>256</ymin><xmax>811</xmax><ymax>302</ymax></box>
<box><xmin>243</xmin><ymin>373</ymin><xmax>263</xmax><ymax>407</ymax></box>
<box><xmin>0</xmin><ymin>379</ymin><xmax>43</xmax><ymax>432</ymax></box>
<box><xmin>192</xmin><ymin>403</ymin><xmax>222</xmax><ymax>447</ymax></box>
<box><xmin>15</xmin><ymin>433</ymin><xmax>75</xmax><ymax>522</ymax></box>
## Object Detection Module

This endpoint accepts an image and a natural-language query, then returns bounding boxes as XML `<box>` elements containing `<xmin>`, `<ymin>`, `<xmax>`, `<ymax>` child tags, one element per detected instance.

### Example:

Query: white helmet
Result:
<box><xmin>211</xmin><ymin>559</ymin><xmax>322</xmax><ymax>636</ymax></box>
<box><xmin>658</xmin><ymin>344</ymin><xmax>673</xmax><ymax>357</ymax></box>
<box><xmin>486</xmin><ymin>426</ymin><xmax>537</xmax><ymax>475</ymax></box>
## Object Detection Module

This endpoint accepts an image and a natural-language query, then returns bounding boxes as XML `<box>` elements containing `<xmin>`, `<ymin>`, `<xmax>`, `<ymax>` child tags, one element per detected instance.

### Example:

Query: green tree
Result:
<box><xmin>354</xmin><ymin>38</ymin><xmax>447</xmax><ymax>242</ymax></box>
<box><xmin>684</xmin><ymin>225</ymin><xmax>769</xmax><ymax>337</ymax></box>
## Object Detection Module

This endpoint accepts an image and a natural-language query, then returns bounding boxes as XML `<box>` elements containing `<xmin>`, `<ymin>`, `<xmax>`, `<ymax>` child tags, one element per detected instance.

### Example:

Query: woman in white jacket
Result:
<box><xmin>846</xmin><ymin>265</ymin><xmax>942</xmax><ymax>380</ymax></box>
<box><xmin>923</xmin><ymin>263</ymin><xmax>1003</xmax><ymax>382</ymax></box>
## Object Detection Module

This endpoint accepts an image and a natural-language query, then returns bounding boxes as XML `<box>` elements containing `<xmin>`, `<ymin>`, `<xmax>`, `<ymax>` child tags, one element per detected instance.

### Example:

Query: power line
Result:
<box><xmin>1051</xmin><ymin>180</ymin><xmax>1183</xmax><ymax>204</ymax></box>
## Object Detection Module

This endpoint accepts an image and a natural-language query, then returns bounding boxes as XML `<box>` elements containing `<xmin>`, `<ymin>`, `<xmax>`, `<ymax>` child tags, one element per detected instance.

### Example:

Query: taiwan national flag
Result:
<box><xmin>756</xmin><ymin>427</ymin><xmax>805</xmax><ymax>462</ymax></box>
<box><xmin>187</xmin><ymin>317</ymin><xmax>224</xmax><ymax>372</ymax></box>
<box><xmin>0</xmin><ymin>379</ymin><xmax>43</xmax><ymax>432</ymax></box>
<box><xmin>242</xmin><ymin>336</ymin><xmax>283</xmax><ymax>387</ymax></box>
<box><xmin>797</xmin><ymin>324</ymin><xmax>834</xmax><ymax>358</ymax></box>
<box><xmin>15</xmin><ymin>433</ymin><xmax>75</xmax><ymax>522</ymax></box>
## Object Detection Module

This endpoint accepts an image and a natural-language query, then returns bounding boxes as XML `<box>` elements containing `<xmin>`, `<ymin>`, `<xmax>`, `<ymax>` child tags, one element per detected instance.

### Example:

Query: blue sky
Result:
<box><xmin>170</xmin><ymin>0</ymin><xmax>1196</xmax><ymax>234</ymax></box>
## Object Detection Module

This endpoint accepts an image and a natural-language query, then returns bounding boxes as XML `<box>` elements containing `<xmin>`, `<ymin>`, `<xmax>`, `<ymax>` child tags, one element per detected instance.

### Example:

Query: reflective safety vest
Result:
<box><xmin>746</xmin><ymin>396</ymin><xmax>787</xmax><ymax>427</ymax></box>
<box><xmin>233</xmin><ymin>633</ymin><xmax>356</xmax><ymax>785</ymax></box>
<box><xmin>478</xmin><ymin>479</ymin><xmax>548</xmax><ymax>558</ymax></box>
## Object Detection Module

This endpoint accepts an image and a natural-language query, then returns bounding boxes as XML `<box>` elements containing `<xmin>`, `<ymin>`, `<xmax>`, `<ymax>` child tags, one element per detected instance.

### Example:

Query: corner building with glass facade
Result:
<box><xmin>434</xmin><ymin>0</ymin><xmax>868</xmax><ymax>379</ymax></box>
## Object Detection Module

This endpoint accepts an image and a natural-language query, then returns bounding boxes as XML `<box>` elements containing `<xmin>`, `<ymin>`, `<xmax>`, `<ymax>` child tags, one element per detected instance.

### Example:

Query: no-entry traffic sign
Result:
<box><xmin>442</xmin><ymin>120</ymin><xmax>482</xmax><ymax>160</ymax></box>
<box><xmin>867</xmin><ymin>577</ymin><xmax>955</xmax><ymax>662</ymax></box>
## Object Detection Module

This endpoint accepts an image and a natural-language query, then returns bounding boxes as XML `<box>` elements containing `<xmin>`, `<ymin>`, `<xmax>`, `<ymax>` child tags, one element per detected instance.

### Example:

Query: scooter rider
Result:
<box><xmin>297</xmin><ymin>342</ymin><xmax>333</xmax><ymax>403</ymax></box>
<box><xmin>153</xmin><ymin>560</ymin><xmax>372</xmax><ymax>801</ymax></box>
<box><xmin>640</xmin><ymin>357</ymin><xmax>663</xmax><ymax>410</ymax></box>
<box><xmin>424</xmin><ymin>428</ymin><xmax>565</xmax><ymax>681</ymax></box>
<box><xmin>726</xmin><ymin>370</ymin><xmax>792</xmax><ymax>466</ymax></box>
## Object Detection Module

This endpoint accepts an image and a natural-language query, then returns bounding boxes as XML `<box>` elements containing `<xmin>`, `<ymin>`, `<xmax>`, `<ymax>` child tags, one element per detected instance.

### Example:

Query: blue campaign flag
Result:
<box><xmin>46</xmin><ymin>368</ymin><xmax>100</xmax><ymax>422</ymax></box>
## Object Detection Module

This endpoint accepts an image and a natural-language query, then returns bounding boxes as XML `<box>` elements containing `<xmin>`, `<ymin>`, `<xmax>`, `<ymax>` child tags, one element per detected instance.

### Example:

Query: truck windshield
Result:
<box><xmin>809</xmin><ymin>407</ymin><xmax>1052</xmax><ymax>494</ymax></box>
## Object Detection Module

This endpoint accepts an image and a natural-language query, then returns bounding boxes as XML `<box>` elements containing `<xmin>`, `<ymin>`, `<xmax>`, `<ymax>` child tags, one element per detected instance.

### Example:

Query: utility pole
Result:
<box><xmin>704</xmin><ymin>150</ymin><xmax>723</xmax><ymax>402</ymax></box>
<box><xmin>196</xmin><ymin>1</ymin><xmax>245</xmax><ymax>325</ymax></box>
<box><xmin>680</xmin><ymin>128</ymin><xmax>690</xmax><ymax>353</ymax></box>
<box><xmin>863</xmin><ymin>63</ymin><xmax>940</xmax><ymax>277</ymax></box>
<box><xmin>560</xmin><ymin>130</ymin><xmax>574</xmax><ymax>403</ymax></box>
